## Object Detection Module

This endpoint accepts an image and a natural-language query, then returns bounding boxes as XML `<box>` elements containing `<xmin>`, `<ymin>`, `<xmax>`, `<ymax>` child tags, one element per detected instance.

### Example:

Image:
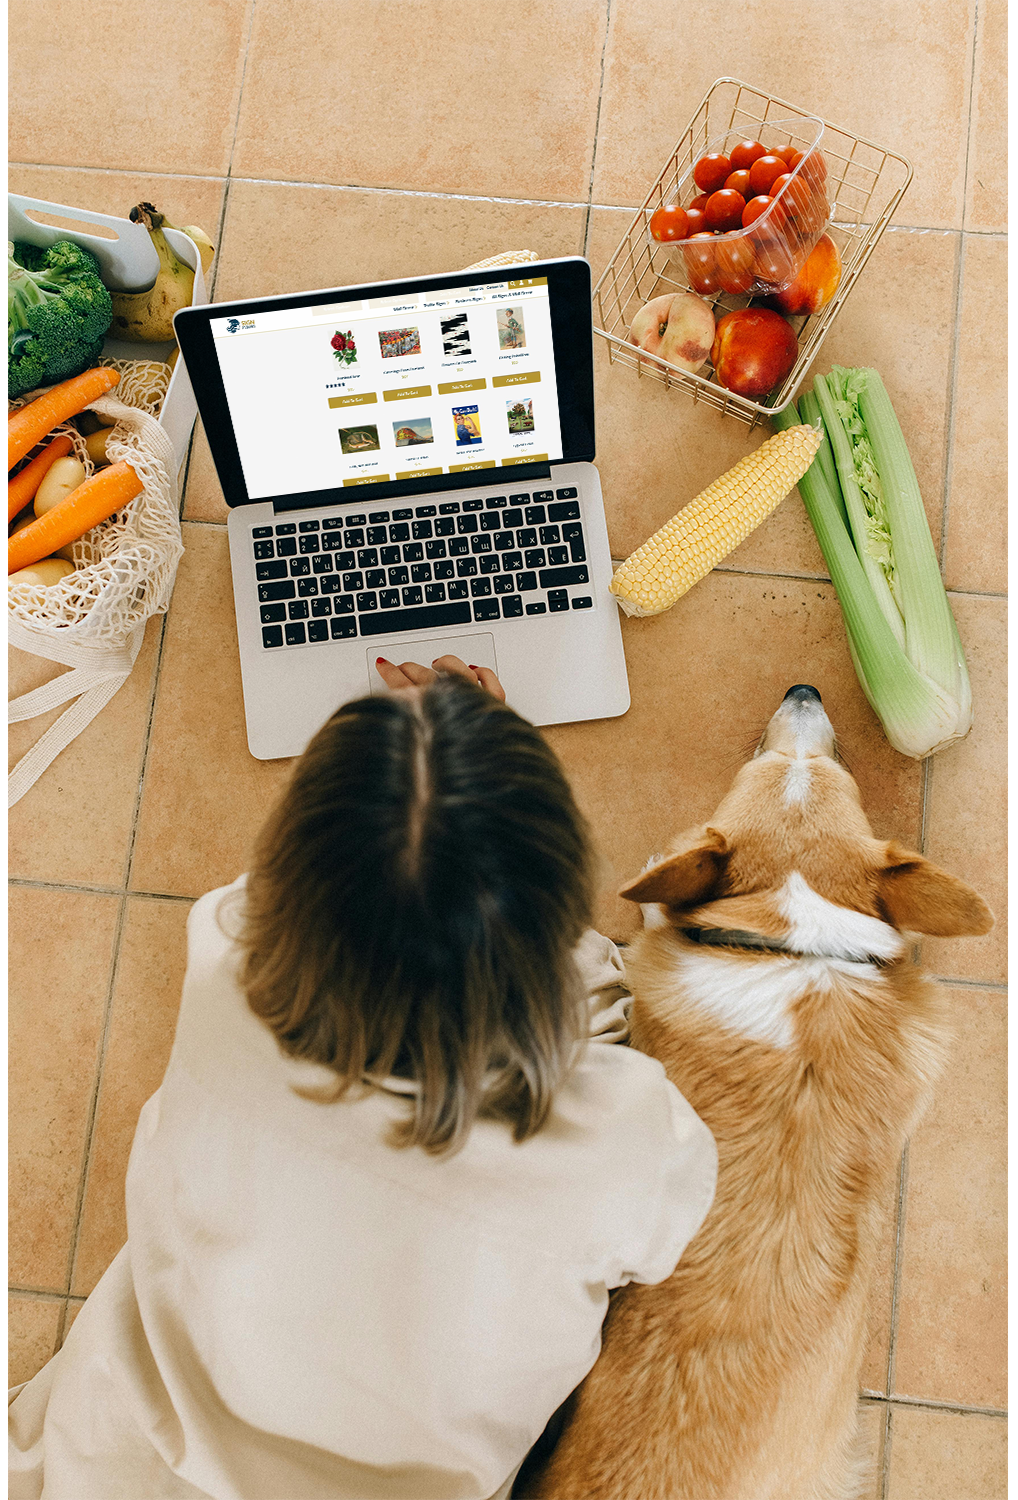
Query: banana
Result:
<box><xmin>176</xmin><ymin>224</ymin><xmax>215</xmax><ymax>278</ymax></box>
<box><xmin>109</xmin><ymin>203</ymin><xmax>195</xmax><ymax>342</ymax></box>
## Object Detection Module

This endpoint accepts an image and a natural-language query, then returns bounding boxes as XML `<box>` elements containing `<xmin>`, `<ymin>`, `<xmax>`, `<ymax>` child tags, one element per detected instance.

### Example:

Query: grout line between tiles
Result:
<box><xmin>118</xmin><ymin>615</ymin><xmax>170</xmax><ymax>891</ymax></box>
<box><xmin>581</xmin><ymin>0</ymin><xmax>612</xmax><ymax>258</ymax></box>
<box><xmin>9</xmin><ymin>160</ymin><xmax>1009</xmax><ymax>242</ymax></box>
<box><xmin>934</xmin><ymin>0</ymin><xmax>981</xmax><ymax>580</ymax></box>
<box><xmin>931</xmin><ymin>974</ymin><xmax>1007</xmax><ymax>991</ymax></box>
<box><xmin>9</xmin><ymin>876</ymin><xmax>125</xmax><ymax>897</ymax></box>
<box><xmin>59</xmin><ymin>890</ymin><xmax>131</xmax><ymax>1318</ymax></box>
<box><xmin>884</xmin><ymin>1141</ymin><xmax>909</xmax><ymax>1404</ymax></box>
<box><xmin>885</xmin><ymin>1393</ymin><xmax>1007</xmax><ymax>1419</ymax></box>
<box><xmin>880</xmin><ymin>1403</ymin><xmax>894</xmax><ymax>1500</ymax></box>
<box><xmin>8</xmin><ymin>1286</ymin><xmax>67</xmax><ymax>1301</ymax></box>
<box><xmin>208</xmin><ymin>0</ymin><xmax>257</xmax><ymax>305</ymax></box>
<box><xmin>938</xmin><ymin>232</ymin><xmax>967</xmax><ymax>573</ymax></box>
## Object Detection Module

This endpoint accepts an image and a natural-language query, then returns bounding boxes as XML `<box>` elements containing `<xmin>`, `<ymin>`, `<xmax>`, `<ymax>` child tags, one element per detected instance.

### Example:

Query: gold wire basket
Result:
<box><xmin>592</xmin><ymin>78</ymin><xmax>913</xmax><ymax>428</ymax></box>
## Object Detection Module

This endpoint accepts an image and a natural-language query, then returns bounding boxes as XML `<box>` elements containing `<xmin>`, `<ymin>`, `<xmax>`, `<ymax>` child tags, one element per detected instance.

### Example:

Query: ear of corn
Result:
<box><xmin>609</xmin><ymin>424</ymin><xmax>822</xmax><ymax>618</ymax></box>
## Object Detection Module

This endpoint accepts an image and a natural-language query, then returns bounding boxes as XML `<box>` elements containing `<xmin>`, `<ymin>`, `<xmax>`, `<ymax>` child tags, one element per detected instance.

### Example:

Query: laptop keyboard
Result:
<box><xmin>252</xmin><ymin>489</ymin><xmax>592</xmax><ymax>649</ymax></box>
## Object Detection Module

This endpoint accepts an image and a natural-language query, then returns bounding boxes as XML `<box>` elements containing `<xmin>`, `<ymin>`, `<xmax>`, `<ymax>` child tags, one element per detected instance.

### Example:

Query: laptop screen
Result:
<box><xmin>208</xmin><ymin>274</ymin><xmax>563</xmax><ymax>503</ymax></box>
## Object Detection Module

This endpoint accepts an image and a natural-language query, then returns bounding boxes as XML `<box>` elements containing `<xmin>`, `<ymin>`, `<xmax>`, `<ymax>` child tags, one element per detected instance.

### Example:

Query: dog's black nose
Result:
<box><xmin>783</xmin><ymin>684</ymin><xmax>823</xmax><ymax>704</ymax></box>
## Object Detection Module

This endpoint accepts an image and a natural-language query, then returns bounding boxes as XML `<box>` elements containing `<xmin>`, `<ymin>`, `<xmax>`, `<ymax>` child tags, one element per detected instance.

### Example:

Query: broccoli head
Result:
<box><xmin>8</xmin><ymin>239</ymin><xmax>113</xmax><ymax>399</ymax></box>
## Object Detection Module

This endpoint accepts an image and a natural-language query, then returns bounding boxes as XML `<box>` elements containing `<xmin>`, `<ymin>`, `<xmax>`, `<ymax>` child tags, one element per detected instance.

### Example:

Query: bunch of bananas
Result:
<box><xmin>110</xmin><ymin>203</ymin><xmax>216</xmax><ymax>343</ymax></box>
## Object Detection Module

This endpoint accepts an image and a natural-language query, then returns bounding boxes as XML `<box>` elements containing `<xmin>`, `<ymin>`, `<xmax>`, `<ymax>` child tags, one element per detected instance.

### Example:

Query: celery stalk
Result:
<box><xmin>856</xmin><ymin>371</ymin><xmax>971</xmax><ymax>719</ymax></box>
<box><xmin>772</xmin><ymin>382</ymin><xmax>971</xmax><ymax>759</ymax></box>
<box><xmin>812</xmin><ymin>373</ymin><xmax>906</xmax><ymax>648</ymax></box>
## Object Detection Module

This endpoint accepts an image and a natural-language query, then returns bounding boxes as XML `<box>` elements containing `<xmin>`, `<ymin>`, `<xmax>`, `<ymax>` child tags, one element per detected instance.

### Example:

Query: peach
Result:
<box><xmin>710</xmin><ymin>307</ymin><xmax>798</xmax><ymax>399</ymax></box>
<box><xmin>629</xmin><ymin>291</ymin><xmax>715</xmax><ymax>373</ymax></box>
<box><xmin>771</xmin><ymin>234</ymin><xmax>842</xmax><ymax>316</ymax></box>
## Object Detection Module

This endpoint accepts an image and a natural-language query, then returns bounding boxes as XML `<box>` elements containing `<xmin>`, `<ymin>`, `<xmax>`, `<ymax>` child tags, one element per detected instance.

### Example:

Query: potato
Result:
<box><xmin>9</xmin><ymin>557</ymin><xmax>75</xmax><ymax>588</ymax></box>
<box><xmin>34</xmin><ymin>456</ymin><xmax>86</xmax><ymax>517</ymax></box>
<box><xmin>84</xmin><ymin>428</ymin><xmax>116</xmax><ymax>467</ymax></box>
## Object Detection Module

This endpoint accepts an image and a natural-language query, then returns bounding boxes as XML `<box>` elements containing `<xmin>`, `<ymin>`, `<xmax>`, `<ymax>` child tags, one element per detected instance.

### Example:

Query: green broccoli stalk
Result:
<box><xmin>8</xmin><ymin>239</ymin><xmax>113</xmax><ymax>399</ymax></box>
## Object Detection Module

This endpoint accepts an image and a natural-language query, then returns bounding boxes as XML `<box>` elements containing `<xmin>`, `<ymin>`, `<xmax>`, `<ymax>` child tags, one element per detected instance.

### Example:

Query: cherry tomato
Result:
<box><xmin>704</xmin><ymin>189</ymin><xmax>746</xmax><ymax>233</ymax></box>
<box><xmin>688</xmin><ymin>193</ymin><xmax>711</xmax><ymax>213</ymax></box>
<box><xmin>790</xmin><ymin>148</ymin><xmax>828</xmax><ymax>189</ymax></box>
<box><xmin>769</xmin><ymin>144</ymin><xmax>795</xmax><ymax>164</ymax></box>
<box><xmin>684</xmin><ymin>206</ymin><xmax>708</xmax><ymax>235</ymax></box>
<box><xmin>683</xmin><ymin>233</ymin><xmax>721</xmax><ymax>296</ymax></box>
<box><xmin>692</xmin><ymin>154</ymin><xmax>732</xmax><ymax>194</ymax></box>
<box><xmin>724</xmin><ymin>169</ymin><xmax>753</xmax><ymax>198</ymax></box>
<box><xmin>714</xmin><ymin>235</ymin><xmax>757</xmax><ymax>295</ymax></box>
<box><xmin>728</xmin><ymin>139</ymin><xmax>767</xmax><ymax>172</ymax></box>
<box><xmin>649</xmin><ymin>204</ymin><xmax>690</xmax><ymax>242</ymax></box>
<box><xmin>741</xmin><ymin>194</ymin><xmax>774</xmax><ymax>227</ymax></box>
<box><xmin>748</xmin><ymin>155</ymin><xmax>788</xmax><ymax>196</ymax></box>
<box><xmin>771</xmin><ymin>174</ymin><xmax>817</xmax><ymax>228</ymax></box>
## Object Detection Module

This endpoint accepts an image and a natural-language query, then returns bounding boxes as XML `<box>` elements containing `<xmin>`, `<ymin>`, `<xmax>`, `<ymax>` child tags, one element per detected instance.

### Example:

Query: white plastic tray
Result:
<box><xmin>8</xmin><ymin>194</ymin><xmax>209</xmax><ymax>471</ymax></box>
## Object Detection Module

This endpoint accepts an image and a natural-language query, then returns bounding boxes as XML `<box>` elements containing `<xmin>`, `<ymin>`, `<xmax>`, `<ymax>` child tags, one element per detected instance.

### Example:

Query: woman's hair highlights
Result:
<box><xmin>239</xmin><ymin>677</ymin><xmax>596</xmax><ymax>1155</ymax></box>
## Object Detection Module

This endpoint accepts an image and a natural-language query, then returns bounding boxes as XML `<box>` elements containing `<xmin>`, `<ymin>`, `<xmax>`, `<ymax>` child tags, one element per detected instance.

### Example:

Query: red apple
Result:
<box><xmin>770</xmin><ymin>234</ymin><xmax>842</xmax><ymax>315</ymax></box>
<box><xmin>710</xmin><ymin>308</ymin><xmax>798</xmax><ymax>398</ymax></box>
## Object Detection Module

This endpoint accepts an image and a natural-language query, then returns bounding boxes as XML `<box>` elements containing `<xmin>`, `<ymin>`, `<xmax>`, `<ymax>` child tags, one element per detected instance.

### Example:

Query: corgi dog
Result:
<box><xmin>522</xmin><ymin>685</ymin><xmax>992</xmax><ymax>1500</ymax></box>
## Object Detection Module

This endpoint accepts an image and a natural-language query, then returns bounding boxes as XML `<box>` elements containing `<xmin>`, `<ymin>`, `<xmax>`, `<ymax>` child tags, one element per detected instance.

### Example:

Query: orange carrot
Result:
<box><xmin>8</xmin><ymin>462</ymin><xmax>143</xmax><ymax>574</ymax></box>
<box><xmin>7</xmin><ymin>435</ymin><xmax>75</xmax><ymax>522</ymax></box>
<box><xmin>8</xmin><ymin>367</ymin><xmax>120</xmax><ymax>472</ymax></box>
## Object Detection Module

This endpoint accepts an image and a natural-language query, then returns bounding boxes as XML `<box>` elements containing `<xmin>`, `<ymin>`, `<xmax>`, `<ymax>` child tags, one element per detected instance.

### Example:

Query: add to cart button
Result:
<box><xmin>437</xmin><ymin>378</ymin><xmax>486</xmax><ymax>394</ymax></box>
<box><xmin>502</xmin><ymin>454</ymin><xmax>548</xmax><ymax>466</ymax></box>
<box><xmin>448</xmin><ymin>461</ymin><xmax>496</xmax><ymax>473</ymax></box>
<box><xmin>396</xmin><ymin>466</ymin><xmax>443</xmax><ymax>480</ymax></box>
<box><xmin>328</xmin><ymin>392</ymin><xmax>377</xmax><ymax>408</ymax></box>
<box><xmin>343</xmin><ymin>475</ymin><xmax>389</xmax><ymax>486</ymax></box>
<box><xmin>382</xmin><ymin>384</ymin><xmax>432</xmax><ymax>402</ymax></box>
<box><xmin>492</xmin><ymin>370</ymin><xmax>540</xmax><ymax>388</ymax></box>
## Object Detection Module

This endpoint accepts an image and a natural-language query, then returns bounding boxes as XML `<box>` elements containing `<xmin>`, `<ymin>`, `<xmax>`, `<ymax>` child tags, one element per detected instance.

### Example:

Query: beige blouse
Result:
<box><xmin>10</xmin><ymin>880</ymin><xmax>717</xmax><ymax>1500</ymax></box>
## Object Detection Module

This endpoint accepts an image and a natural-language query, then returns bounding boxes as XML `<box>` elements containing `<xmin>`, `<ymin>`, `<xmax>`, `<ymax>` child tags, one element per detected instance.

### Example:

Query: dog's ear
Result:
<box><xmin>877</xmin><ymin>841</ymin><xmax>993</xmax><ymax>936</ymax></box>
<box><xmin>619</xmin><ymin>829</ymin><xmax>729</xmax><ymax>908</ymax></box>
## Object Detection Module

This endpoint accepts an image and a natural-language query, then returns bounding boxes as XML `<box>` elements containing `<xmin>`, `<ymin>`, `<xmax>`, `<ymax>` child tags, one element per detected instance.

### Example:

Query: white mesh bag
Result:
<box><xmin>8</xmin><ymin>361</ymin><xmax>184</xmax><ymax>806</ymax></box>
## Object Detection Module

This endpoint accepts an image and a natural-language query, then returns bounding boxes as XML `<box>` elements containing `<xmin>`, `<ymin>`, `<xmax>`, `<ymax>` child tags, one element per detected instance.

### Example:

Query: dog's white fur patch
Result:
<box><xmin>672</xmin><ymin>949</ymin><xmax>810</xmax><ymax>1048</ymax></box>
<box><xmin>778</xmin><ymin>872</ymin><xmax>904</xmax><ymax>962</ymax></box>
<box><xmin>783</xmin><ymin>760</ymin><xmax>812</xmax><ymax>805</ymax></box>
<box><xmin>641</xmin><ymin>903</ymin><xmax>670</xmax><ymax>930</ymax></box>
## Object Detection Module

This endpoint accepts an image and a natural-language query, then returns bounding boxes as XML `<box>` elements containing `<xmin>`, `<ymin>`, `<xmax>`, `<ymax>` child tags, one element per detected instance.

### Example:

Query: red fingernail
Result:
<box><xmin>376</xmin><ymin>657</ymin><xmax>387</xmax><ymax>665</ymax></box>
<box><xmin>468</xmin><ymin>664</ymin><xmax>479</xmax><ymax>670</ymax></box>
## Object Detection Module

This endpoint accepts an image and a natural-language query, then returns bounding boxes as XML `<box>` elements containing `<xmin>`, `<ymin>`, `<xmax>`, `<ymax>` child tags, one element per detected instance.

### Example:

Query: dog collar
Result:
<box><xmin>678</xmin><ymin>925</ymin><xmax>892</xmax><ymax>967</ymax></box>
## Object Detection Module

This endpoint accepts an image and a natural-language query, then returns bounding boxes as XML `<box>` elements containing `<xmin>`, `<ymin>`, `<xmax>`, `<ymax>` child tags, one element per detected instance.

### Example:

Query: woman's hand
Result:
<box><xmin>374</xmin><ymin>654</ymin><xmax>506</xmax><ymax>701</ymax></box>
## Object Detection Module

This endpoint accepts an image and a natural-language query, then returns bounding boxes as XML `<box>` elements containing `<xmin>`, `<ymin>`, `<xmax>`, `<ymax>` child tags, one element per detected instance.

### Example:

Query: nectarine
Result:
<box><xmin>710</xmin><ymin>308</ymin><xmax>798</xmax><ymax>399</ymax></box>
<box><xmin>770</xmin><ymin>233</ymin><xmax>842</xmax><ymax>315</ymax></box>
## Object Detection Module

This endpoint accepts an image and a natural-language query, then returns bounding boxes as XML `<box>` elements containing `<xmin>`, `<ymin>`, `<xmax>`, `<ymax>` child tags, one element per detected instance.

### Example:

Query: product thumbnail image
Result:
<box><xmin>452</xmin><ymin>406</ymin><xmax>482</xmax><ymax>446</ymax></box>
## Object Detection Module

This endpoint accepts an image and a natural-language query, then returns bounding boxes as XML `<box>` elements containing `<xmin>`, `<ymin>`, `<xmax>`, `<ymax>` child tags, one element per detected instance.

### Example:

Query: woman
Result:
<box><xmin>10</xmin><ymin>656</ymin><xmax>716</xmax><ymax>1500</ymax></box>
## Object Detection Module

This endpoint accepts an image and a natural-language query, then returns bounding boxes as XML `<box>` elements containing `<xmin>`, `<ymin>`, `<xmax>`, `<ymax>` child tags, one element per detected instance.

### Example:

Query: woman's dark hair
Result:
<box><xmin>238</xmin><ymin>676</ymin><xmax>596</xmax><ymax>1155</ymax></box>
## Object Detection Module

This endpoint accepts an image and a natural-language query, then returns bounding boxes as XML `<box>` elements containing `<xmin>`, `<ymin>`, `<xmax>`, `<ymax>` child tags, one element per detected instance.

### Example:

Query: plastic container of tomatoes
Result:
<box><xmin>645</xmin><ymin>116</ymin><xmax>829</xmax><ymax>299</ymax></box>
<box><xmin>591</xmin><ymin>78</ymin><xmax>913</xmax><ymax>427</ymax></box>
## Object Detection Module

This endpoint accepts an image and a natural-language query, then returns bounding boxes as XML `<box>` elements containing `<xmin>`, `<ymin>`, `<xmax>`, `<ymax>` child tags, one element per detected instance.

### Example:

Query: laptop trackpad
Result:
<box><xmin>365</xmin><ymin>633</ymin><xmax>498</xmax><ymax>694</ymax></box>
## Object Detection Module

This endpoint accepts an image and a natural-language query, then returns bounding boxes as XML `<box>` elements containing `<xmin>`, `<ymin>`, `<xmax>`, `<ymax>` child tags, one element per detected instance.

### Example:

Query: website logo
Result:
<box><xmin>225</xmin><ymin>317</ymin><xmax>256</xmax><ymax>333</ymax></box>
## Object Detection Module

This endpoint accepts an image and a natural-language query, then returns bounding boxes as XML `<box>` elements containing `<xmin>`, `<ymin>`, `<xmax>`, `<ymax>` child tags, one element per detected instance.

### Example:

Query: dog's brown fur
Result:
<box><xmin>521</xmin><ymin>695</ymin><xmax>991</xmax><ymax>1500</ymax></box>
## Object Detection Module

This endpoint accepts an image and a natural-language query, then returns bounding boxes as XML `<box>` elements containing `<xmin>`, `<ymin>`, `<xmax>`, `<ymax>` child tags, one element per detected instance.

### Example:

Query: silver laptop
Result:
<box><xmin>174</xmin><ymin>256</ymin><xmax>629</xmax><ymax>760</ymax></box>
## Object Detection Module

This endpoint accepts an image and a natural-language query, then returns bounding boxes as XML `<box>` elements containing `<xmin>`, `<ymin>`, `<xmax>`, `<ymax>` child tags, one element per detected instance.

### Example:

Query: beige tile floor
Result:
<box><xmin>9</xmin><ymin>3</ymin><xmax>1006</xmax><ymax>1494</ymax></box>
